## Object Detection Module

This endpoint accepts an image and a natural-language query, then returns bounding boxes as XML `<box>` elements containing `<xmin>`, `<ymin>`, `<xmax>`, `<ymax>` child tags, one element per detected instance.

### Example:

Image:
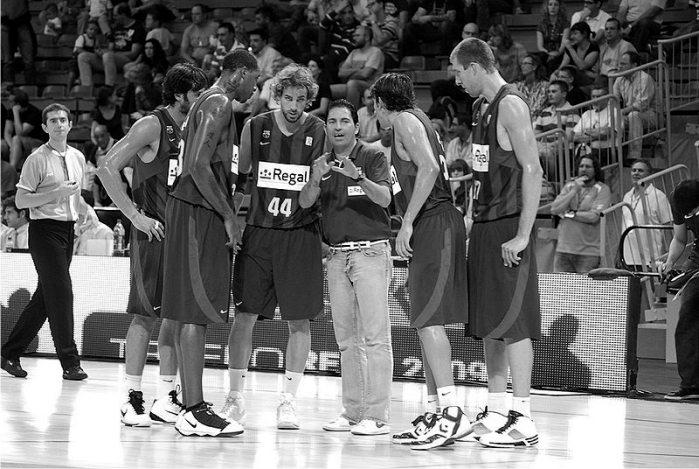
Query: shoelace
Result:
<box><xmin>496</xmin><ymin>412</ymin><xmax>518</xmax><ymax>434</ymax></box>
<box><xmin>169</xmin><ymin>388</ymin><xmax>184</xmax><ymax>409</ymax></box>
<box><xmin>474</xmin><ymin>407</ymin><xmax>489</xmax><ymax>422</ymax></box>
<box><xmin>129</xmin><ymin>390</ymin><xmax>146</xmax><ymax>414</ymax></box>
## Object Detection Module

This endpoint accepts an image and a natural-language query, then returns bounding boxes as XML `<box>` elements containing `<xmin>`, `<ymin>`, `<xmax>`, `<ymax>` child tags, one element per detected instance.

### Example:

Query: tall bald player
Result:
<box><xmin>161</xmin><ymin>49</ymin><xmax>260</xmax><ymax>437</ymax></box>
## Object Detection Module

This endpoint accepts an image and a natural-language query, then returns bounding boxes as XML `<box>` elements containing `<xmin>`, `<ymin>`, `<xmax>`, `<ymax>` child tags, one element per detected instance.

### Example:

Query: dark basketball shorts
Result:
<box><xmin>409</xmin><ymin>203</ymin><xmax>468</xmax><ymax>329</ymax></box>
<box><xmin>233</xmin><ymin>223</ymin><xmax>324</xmax><ymax>321</ymax></box>
<box><xmin>467</xmin><ymin>216</ymin><xmax>541</xmax><ymax>341</ymax></box>
<box><xmin>127</xmin><ymin>225</ymin><xmax>164</xmax><ymax>318</ymax></box>
<box><xmin>161</xmin><ymin>197</ymin><xmax>231</xmax><ymax>325</ymax></box>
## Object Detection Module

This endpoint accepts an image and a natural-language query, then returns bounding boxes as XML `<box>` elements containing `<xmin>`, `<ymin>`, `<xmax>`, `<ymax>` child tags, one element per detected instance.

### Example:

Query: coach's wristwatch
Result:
<box><xmin>352</xmin><ymin>168</ymin><xmax>365</xmax><ymax>183</ymax></box>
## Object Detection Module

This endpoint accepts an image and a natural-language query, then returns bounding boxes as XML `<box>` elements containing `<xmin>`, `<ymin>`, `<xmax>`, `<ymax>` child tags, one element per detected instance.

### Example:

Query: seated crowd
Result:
<box><xmin>1</xmin><ymin>0</ymin><xmax>694</xmax><ymax>270</ymax></box>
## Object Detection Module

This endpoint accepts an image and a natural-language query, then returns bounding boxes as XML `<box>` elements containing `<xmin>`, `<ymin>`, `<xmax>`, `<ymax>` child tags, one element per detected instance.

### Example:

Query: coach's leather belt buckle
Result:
<box><xmin>332</xmin><ymin>239</ymin><xmax>388</xmax><ymax>252</ymax></box>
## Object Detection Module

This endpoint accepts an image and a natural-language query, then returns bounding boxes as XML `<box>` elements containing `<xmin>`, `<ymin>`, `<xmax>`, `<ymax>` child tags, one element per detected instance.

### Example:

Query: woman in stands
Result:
<box><xmin>536</xmin><ymin>0</ymin><xmax>571</xmax><ymax>75</ymax></box>
<box><xmin>487</xmin><ymin>23</ymin><xmax>528</xmax><ymax>83</ymax></box>
<box><xmin>91</xmin><ymin>86</ymin><xmax>125</xmax><ymax>143</ymax></box>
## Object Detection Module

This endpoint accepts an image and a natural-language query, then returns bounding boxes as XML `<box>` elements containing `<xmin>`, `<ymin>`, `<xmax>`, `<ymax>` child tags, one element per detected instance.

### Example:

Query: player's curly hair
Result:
<box><xmin>161</xmin><ymin>62</ymin><xmax>208</xmax><ymax>106</ymax></box>
<box><xmin>271</xmin><ymin>63</ymin><xmax>319</xmax><ymax>105</ymax></box>
<box><xmin>370</xmin><ymin>73</ymin><xmax>416</xmax><ymax>112</ymax></box>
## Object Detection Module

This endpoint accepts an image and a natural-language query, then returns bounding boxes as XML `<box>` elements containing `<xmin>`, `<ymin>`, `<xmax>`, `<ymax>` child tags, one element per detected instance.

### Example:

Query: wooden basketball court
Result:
<box><xmin>1</xmin><ymin>357</ymin><xmax>698</xmax><ymax>468</ymax></box>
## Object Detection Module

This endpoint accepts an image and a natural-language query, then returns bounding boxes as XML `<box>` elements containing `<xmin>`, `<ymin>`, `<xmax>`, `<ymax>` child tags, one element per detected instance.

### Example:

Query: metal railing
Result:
<box><xmin>608</xmin><ymin>59</ymin><xmax>668</xmax><ymax>161</ymax></box>
<box><xmin>534</xmin><ymin>127</ymin><xmax>570</xmax><ymax>195</ymax></box>
<box><xmin>658</xmin><ymin>30</ymin><xmax>699</xmax><ymax>166</ymax></box>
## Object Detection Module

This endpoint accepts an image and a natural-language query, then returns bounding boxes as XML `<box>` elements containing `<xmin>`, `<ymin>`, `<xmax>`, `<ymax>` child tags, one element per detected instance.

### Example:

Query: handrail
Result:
<box><xmin>618</xmin><ymin>224</ymin><xmax>674</xmax><ymax>272</ymax></box>
<box><xmin>534</xmin><ymin>127</ymin><xmax>570</xmax><ymax>185</ymax></box>
<box><xmin>600</xmin><ymin>201</ymin><xmax>638</xmax><ymax>267</ymax></box>
<box><xmin>657</xmin><ymin>30</ymin><xmax>699</xmax><ymax>47</ymax></box>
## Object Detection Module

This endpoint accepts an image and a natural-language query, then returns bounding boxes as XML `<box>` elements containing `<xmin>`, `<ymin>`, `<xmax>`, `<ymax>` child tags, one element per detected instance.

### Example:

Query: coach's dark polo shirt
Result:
<box><xmin>319</xmin><ymin>142</ymin><xmax>391</xmax><ymax>245</ymax></box>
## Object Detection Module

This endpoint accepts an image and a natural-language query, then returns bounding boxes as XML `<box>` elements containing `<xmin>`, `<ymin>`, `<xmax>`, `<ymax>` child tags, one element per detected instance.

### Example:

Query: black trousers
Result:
<box><xmin>1</xmin><ymin>219</ymin><xmax>80</xmax><ymax>369</ymax></box>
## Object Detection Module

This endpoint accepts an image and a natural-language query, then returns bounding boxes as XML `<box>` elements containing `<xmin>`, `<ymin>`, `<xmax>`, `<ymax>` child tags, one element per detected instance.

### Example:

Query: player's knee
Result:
<box><xmin>288</xmin><ymin>319</ymin><xmax>310</xmax><ymax>334</ymax></box>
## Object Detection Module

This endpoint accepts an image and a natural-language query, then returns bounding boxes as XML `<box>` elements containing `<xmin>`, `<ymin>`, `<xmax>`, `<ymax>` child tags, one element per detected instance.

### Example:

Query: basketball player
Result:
<box><xmin>96</xmin><ymin>63</ymin><xmax>208</xmax><ymax>427</ymax></box>
<box><xmin>370</xmin><ymin>73</ymin><xmax>469</xmax><ymax>450</ymax></box>
<box><xmin>450</xmin><ymin>37</ymin><xmax>543</xmax><ymax>447</ymax></box>
<box><xmin>221</xmin><ymin>63</ymin><xmax>326</xmax><ymax>430</ymax></box>
<box><xmin>161</xmin><ymin>49</ymin><xmax>260</xmax><ymax>437</ymax></box>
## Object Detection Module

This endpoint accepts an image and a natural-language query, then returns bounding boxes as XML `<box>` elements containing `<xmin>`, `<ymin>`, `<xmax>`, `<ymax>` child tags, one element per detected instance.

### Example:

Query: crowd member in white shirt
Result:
<box><xmin>598</xmin><ymin>18</ymin><xmax>636</xmax><ymax>78</ymax></box>
<box><xmin>569</xmin><ymin>0</ymin><xmax>611</xmax><ymax>45</ymax></box>
<box><xmin>444</xmin><ymin>112</ymin><xmax>472</xmax><ymax>166</ymax></box>
<box><xmin>1</xmin><ymin>196</ymin><xmax>29</xmax><ymax>250</ymax></box>
<box><xmin>572</xmin><ymin>84</ymin><xmax>623</xmax><ymax>166</ymax></box>
<box><xmin>621</xmin><ymin>159</ymin><xmax>672</xmax><ymax>269</ymax></box>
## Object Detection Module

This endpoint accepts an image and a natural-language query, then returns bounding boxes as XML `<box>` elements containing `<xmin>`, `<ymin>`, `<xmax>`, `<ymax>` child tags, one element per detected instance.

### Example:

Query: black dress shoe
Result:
<box><xmin>664</xmin><ymin>388</ymin><xmax>699</xmax><ymax>400</ymax></box>
<box><xmin>1</xmin><ymin>356</ymin><xmax>28</xmax><ymax>378</ymax></box>
<box><xmin>63</xmin><ymin>365</ymin><xmax>88</xmax><ymax>380</ymax></box>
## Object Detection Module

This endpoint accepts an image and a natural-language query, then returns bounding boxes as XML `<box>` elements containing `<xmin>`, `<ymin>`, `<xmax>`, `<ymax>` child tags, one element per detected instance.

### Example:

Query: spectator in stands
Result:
<box><xmin>121</xmin><ymin>62</ymin><xmax>163</xmax><ymax>125</ymax></box>
<box><xmin>551</xmin><ymin>154</ymin><xmax>611</xmax><ymax>273</ymax></box>
<box><xmin>613</xmin><ymin>50</ymin><xmax>658</xmax><ymax>160</ymax></box>
<box><xmin>73</xmin><ymin>190</ymin><xmax>113</xmax><ymax>255</ymax></box>
<box><xmin>67</xmin><ymin>20</ymin><xmax>100</xmax><ymax>89</ymax></box>
<box><xmin>402</xmin><ymin>0</ymin><xmax>463</xmax><ymax>57</ymax></box>
<box><xmin>365</xmin><ymin>0</ymin><xmax>400</xmax><ymax>70</ymax></box>
<box><xmin>572</xmin><ymin>85</ymin><xmax>622</xmax><ymax>166</ymax></box>
<box><xmin>248</xmin><ymin>28</ymin><xmax>283</xmax><ymax>88</ymax></box>
<box><xmin>659</xmin><ymin>179</ymin><xmax>699</xmax><ymax>402</ymax></box>
<box><xmin>536</xmin><ymin>0</ymin><xmax>571</xmax><ymax>75</ymax></box>
<box><xmin>179</xmin><ymin>4</ymin><xmax>217</xmax><ymax>67</ymax></box>
<box><xmin>1</xmin><ymin>0</ymin><xmax>37</xmax><ymax>85</ymax></box>
<box><xmin>568</xmin><ymin>0</ymin><xmax>611</xmax><ymax>45</ymax></box>
<box><xmin>145</xmin><ymin>7</ymin><xmax>175</xmax><ymax>56</ymax></box>
<box><xmin>58</xmin><ymin>0</ymin><xmax>83</xmax><ymax>34</ymax></box>
<box><xmin>617</xmin><ymin>0</ymin><xmax>667</xmax><ymax>53</ymax></box>
<box><xmin>1</xmin><ymin>160</ymin><xmax>18</xmax><ymax>199</ymax></box>
<box><xmin>127</xmin><ymin>0</ymin><xmax>177</xmax><ymax>24</ymax></box>
<box><xmin>77</xmin><ymin>0</ymin><xmax>112</xmax><ymax>35</ymax></box>
<box><xmin>1</xmin><ymin>196</ymin><xmax>29</xmax><ymax>250</ymax></box>
<box><xmin>487</xmin><ymin>23</ymin><xmax>528</xmax><ymax>83</ymax></box>
<box><xmin>91</xmin><ymin>86</ymin><xmax>125</xmax><ymax>141</ymax></box>
<box><xmin>123</xmin><ymin>38</ymin><xmax>168</xmax><ymax>76</ymax></box>
<box><xmin>4</xmin><ymin>89</ymin><xmax>47</xmax><ymax>171</ymax></box>
<box><xmin>365</xmin><ymin>121</ymin><xmax>392</xmax><ymax>160</ymax></box>
<box><xmin>41</xmin><ymin>3</ymin><xmax>64</xmax><ymax>38</ymax></box>
<box><xmin>448</xmin><ymin>158</ymin><xmax>470</xmax><ymax>214</ymax></box>
<box><xmin>358</xmin><ymin>88</ymin><xmax>380</xmax><ymax>143</ymax></box>
<box><xmin>515</xmin><ymin>54</ymin><xmax>550</xmax><ymax>120</ymax></box>
<box><xmin>534</xmin><ymin>80</ymin><xmax>578</xmax><ymax>181</ymax></box>
<box><xmin>621</xmin><ymin>159</ymin><xmax>672</xmax><ymax>269</ymax></box>
<box><xmin>426</xmin><ymin>23</ymin><xmax>479</xmax><ymax>112</ymax></box>
<box><xmin>255</xmin><ymin>5</ymin><xmax>302</xmax><ymax>62</ymax></box>
<box><xmin>558</xmin><ymin>21</ymin><xmax>600</xmax><ymax>87</ymax></box>
<box><xmin>78</xmin><ymin>3</ymin><xmax>146</xmax><ymax>87</ymax></box>
<box><xmin>556</xmin><ymin>65</ymin><xmax>589</xmax><ymax>105</ymax></box>
<box><xmin>202</xmin><ymin>22</ymin><xmax>246</xmax><ymax>81</ymax></box>
<box><xmin>337</xmin><ymin>25</ymin><xmax>384</xmax><ymax>109</ymax></box>
<box><xmin>598</xmin><ymin>18</ymin><xmax>636</xmax><ymax>78</ymax></box>
<box><xmin>445</xmin><ymin>112</ymin><xmax>472</xmax><ymax>165</ymax></box>
<box><xmin>88</xmin><ymin>124</ymin><xmax>126</xmax><ymax>207</ymax></box>
<box><xmin>320</xmin><ymin>2</ymin><xmax>360</xmax><ymax>82</ymax></box>
<box><xmin>306</xmin><ymin>54</ymin><xmax>332</xmax><ymax>118</ymax></box>
<box><xmin>300</xmin><ymin>0</ymin><xmax>370</xmax><ymax>56</ymax></box>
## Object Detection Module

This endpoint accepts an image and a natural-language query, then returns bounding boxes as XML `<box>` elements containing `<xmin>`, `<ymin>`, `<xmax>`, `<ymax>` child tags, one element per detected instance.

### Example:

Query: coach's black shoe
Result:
<box><xmin>664</xmin><ymin>388</ymin><xmax>699</xmax><ymax>400</ymax></box>
<box><xmin>63</xmin><ymin>365</ymin><xmax>88</xmax><ymax>381</ymax></box>
<box><xmin>1</xmin><ymin>357</ymin><xmax>27</xmax><ymax>378</ymax></box>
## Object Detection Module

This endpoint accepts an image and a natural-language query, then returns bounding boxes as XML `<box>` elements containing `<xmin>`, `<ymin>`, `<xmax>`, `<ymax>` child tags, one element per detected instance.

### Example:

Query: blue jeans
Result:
<box><xmin>326</xmin><ymin>241</ymin><xmax>393</xmax><ymax>424</ymax></box>
<box><xmin>554</xmin><ymin>252</ymin><xmax>600</xmax><ymax>273</ymax></box>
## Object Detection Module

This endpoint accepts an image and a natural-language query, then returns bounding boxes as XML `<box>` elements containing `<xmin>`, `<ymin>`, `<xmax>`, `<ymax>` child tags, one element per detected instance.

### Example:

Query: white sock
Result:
<box><xmin>512</xmin><ymin>396</ymin><xmax>531</xmax><ymax>418</ymax></box>
<box><xmin>437</xmin><ymin>385</ymin><xmax>458</xmax><ymax>407</ymax></box>
<box><xmin>156</xmin><ymin>375</ymin><xmax>176</xmax><ymax>399</ymax></box>
<box><xmin>228</xmin><ymin>368</ymin><xmax>247</xmax><ymax>394</ymax></box>
<box><xmin>488</xmin><ymin>392</ymin><xmax>509</xmax><ymax>414</ymax></box>
<box><xmin>125</xmin><ymin>374</ymin><xmax>142</xmax><ymax>393</ymax></box>
<box><xmin>283</xmin><ymin>370</ymin><xmax>303</xmax><ymax>396</ymax></box>
<box><xmin>427</xmin><ymin>394</ymin><xmax>438</xmax><ymax>413</ymax></box>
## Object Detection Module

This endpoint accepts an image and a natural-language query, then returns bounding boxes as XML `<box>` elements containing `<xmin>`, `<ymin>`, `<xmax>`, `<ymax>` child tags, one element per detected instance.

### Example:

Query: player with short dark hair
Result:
<box><xmin>96</xmin><ymin>63</ymin><xmax>208</xmax><ymax>428</ymax></box>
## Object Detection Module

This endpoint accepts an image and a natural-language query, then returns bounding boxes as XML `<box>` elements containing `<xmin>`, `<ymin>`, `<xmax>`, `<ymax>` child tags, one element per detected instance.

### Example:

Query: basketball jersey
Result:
<box><xmin>471</xmin><ymin>84</ymin><xmax>529</xmax><ymax>222</ymax></box>
<box><xmin>130</xmin><ymin>108</ymin><xmax>180</xmax><ymax>223</ymax></box>
<box><xmin>170</xmin><ymin>88</ymin><xmax>238</xmax><ymax>209</ymax></box>
<box><xmin>246</xmin><ymin>111</ymin><xmax>325</xmax><ymax>229</ymax></box>
<box><xmin>391</xmin><ymin>108</ymin><xmax>452</xmax><ymax>218</ymax></box>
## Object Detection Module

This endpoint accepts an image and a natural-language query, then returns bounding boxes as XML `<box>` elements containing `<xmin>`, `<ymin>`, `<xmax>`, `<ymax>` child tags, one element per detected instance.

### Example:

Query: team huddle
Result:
<box><xmin>5</xmin><ymin>38</ymin><xmax>544</xmax><ymax>450</ymax></box>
